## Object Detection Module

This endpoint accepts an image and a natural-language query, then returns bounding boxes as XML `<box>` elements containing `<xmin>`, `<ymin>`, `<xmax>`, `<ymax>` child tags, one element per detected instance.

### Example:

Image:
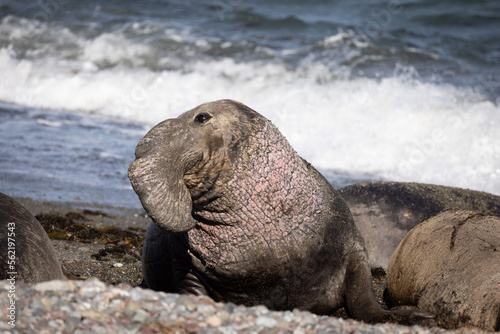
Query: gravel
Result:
<box><xmin>2</xmin><ymin>198</ymin><xmax>491</xmax><ymax>333</ymax></box>
<box><xmin>0</xmin><ymin>279</ymin><xmax>491</xmax><ymax>334</ymax></box>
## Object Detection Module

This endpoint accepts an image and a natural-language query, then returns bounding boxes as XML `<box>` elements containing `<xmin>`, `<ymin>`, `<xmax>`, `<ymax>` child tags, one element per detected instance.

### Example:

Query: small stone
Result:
<box><xmin>40</xmin><ymin>296</ymin><xmax>52</xmax><ymax>309</ymax></box>
<box><xmin>129</xmin><ymin>288</ymin><xmax>145</xmax><ymax>301</ymax></box>
<box><xmin>163</xmin><ymin>293</ymin><xmax>178</xmax><ymax>304</ymax></box>
<box><xmin>118</xmin><ymin>301</ymin><xmax>126</xmax><ymax>309</ymax></box>
<box><xmin>110</xmin><ymin>287</ymin><xmax>130</xmax><ymax>298</ymax></box>
<box><xmin>282</xmin><ymin>310</ymin><xmax>295</xmax><ymax>323</ymax></box>
<box><xmin>80</xmin><ymin>301</ymin><xmax>92</xmax><ymax>310</ymax></box>
<box><xmin>113</xmin><ymin>262</ymin><xmax>124</xmax><ymax>268</ymax></box>
<box><xmin>142</xmin><ymin>322</ymin><xmax>184</xmax><ymax>333</ymax></box>
<box><xmin>217</xmin><ymin>310</ymin><xmax>230</xmax><ymax>322</ymax></box>
<box><xmin>35</xmin><ymin>280</ymin><xmax>74</xmax><ymax>292</ymax></box>
<box><xmin>253</xmin><ymin>305</ymin><xmax>269</xmax><ymax>314</ymax></box>
<box><xmin>196</xmin><ymin>304</ymin><xmax>215</xmax><ymax>316</ymax></box>
<box><xmin>69</xmin><ymin>314</ymin><xmax>82</xmax><ymax>324</ymax></box>
<box><xmin>185</xmin><ymin>320</ymin><xmax>202</xmax><ymax>332</ymax></box>
<box><xmin>48</xmin><ymin>319</ymin><xmax>65</xmax><ymax>329</ymax></box>
<box><xmin>176</xmin><ymin>295</ymin><xmax>197</xmax><ymax>311</ymax></box>
<box><xmin>223</xmin><ymin>302</ymin><xmax>237</xmax><ymax>312</ymax></box>
<box><xmin>293</xmin><ymin>328</ymin><xmax>305</xmax><ymax>334</ymax></box>
<box><xmin>125</xmin><ymin>301</ymin><xmax>141</xmax><ymax>317</ymax></box>
<box><xmin>256</xmin><ymin>315</ymin><xmax>277</xmax><ymax>328</ymax></box>
<box><xmin>81</xmin><ymin>309</ymin><xmax>107</xmax><ymax>320</ymax></box>
<box><xmin>131</xmin><ymin>309</ymin><xmax>148</xmax><ymax>323</ymax></box>
<box><xmin>79</xmin><ymin>279</ymin><xmax>106</xmax><ymax>296</ymax></box>
<box><xmin>206</xmin><ymin>315</ymin><xmax>222</xmax><ymax>327</ymax></box>
<box><xmin>30</xmin><ymin>300</ymin><xmax>44</xmax><ymax>311</ymax></box>
<box><xmin>293</xmin><ymin>309</ymin><xmax>316</xmax><ymax>326</ymax></box>
<box><xmin>23</xmin><ymin>307</ymin><xmax>33</xmax><ymax>317</ymax></box>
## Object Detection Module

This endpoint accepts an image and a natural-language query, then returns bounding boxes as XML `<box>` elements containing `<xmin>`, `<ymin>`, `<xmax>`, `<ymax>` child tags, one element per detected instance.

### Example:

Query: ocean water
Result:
<box><xmin>0</xmin><ymin>0</ymin><xmax>499</xmax><ymax>207</ymax></box>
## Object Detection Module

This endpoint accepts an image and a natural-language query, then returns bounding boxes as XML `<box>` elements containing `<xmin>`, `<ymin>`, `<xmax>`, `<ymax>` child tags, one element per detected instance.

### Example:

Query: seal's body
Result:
<box><xmin>339</xmin><ymin>182</ymin><xmax>500</xmax><ymax>269</ymax></box>
<box><xmin>0</xmin><ymin>193</ymin><xmax>65</xmax><ymax>282</ymax></box>
<box><xmin>129</xmin><ymin>100</ymin><xmax>433</xmax><ymax>324</ymax></box>
<box><xmin>387</xmin><ymin>210</ymin><xmax>500</xmax><ymax>331</ymax></box>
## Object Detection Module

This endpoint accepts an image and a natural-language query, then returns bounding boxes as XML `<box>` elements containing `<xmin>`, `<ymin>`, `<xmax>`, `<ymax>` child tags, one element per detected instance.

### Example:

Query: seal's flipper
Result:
<box><xmin>343</xmin><ymin>250</ymin><xmax>435</xmax><ymax>325</ymax></box>
<box><xmin>142</xmin><ymin>221</ymin><xmax>176</xmax><ymax>292</ymax></box>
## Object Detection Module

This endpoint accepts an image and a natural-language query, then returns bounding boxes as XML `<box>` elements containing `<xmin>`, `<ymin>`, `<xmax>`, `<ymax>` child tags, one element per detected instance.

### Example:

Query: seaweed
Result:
<box><xmin>36</xmin><ymin>212</ymin><xmax>145</xmax><ymax>253</ymax></box>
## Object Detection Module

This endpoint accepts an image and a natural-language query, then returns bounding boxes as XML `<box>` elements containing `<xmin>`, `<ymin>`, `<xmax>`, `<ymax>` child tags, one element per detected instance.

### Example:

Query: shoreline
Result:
<box><xmin>14</xmin><ymin>196</ymin><xmax>149</xmax><ymax>231</ymax></box>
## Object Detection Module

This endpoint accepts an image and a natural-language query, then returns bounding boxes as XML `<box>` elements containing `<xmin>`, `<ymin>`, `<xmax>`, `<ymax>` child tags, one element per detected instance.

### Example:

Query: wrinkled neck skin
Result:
<box><xmin>175</xmin><ymin>120</ymin><xmax>348</xmax><ymax>310</ymax></box>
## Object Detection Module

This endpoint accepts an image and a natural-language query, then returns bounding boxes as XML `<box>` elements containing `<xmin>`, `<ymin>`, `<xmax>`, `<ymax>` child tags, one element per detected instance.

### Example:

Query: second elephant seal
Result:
<box><xmin>129</xmin><ymin>99</ymin><xmax>433</xmax><ymax>324</ymax></box>
<box><xmin>0</xmin><ymin>192</ymin><xmax>65</xmax><ymax>283</ymax></box>
<box><xmin>339</xmin><ymin>181</ymin><xmax>500</xmax><ymax>270</ymax></box>
<box><xmin>387</xmin><ymin>210</ymin><xmax>500</xmax><ymax>331</ymax></box>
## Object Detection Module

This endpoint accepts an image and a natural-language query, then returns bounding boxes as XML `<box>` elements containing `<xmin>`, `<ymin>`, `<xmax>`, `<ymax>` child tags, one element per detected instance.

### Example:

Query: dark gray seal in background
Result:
<box><xmin>0</xmin><ymin>192</ymin><xmax>65</xmax><ymax>282</ymax></box>
<box><xmin>386</xmin><ymin>211</ymin><xmax>500</xmax><ymax>331</ymax></box>
<box><xmin>129</xmin><ymin>99</ymin><xmax>433</xmax><ymax>325</ymax></box>
<box><xmin>338</xmin><ymin>181</ymin><xmax>500</xmax><ymax>270</ymax></box>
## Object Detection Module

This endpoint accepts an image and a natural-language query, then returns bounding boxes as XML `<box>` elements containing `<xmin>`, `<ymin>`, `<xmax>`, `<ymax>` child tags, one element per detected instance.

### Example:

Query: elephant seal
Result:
<box><xmin>386</xmin><ymin>210</ymin><xmax>500</xmax><ymax>331</ymax></box>
<box><xmin>129</xmin><ymin>99</ymin><xmax>433</xmax><ymax>324</ymax></box>
<box><xmin>0</xmin><ymin>192</ymin><xmax>65</xmax><ymax>282</ymax></box>
<box><xmin>338</xmin><ymin>182</ymin><xmax>500</xmax><ymax>270</ymax></box>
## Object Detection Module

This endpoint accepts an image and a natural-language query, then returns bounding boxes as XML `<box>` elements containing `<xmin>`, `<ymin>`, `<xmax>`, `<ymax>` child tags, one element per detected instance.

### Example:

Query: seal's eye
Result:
<box><xmin>194</xmin><ymin>113</ymin><xmax>212</xmax><ymax>124</ymax></box>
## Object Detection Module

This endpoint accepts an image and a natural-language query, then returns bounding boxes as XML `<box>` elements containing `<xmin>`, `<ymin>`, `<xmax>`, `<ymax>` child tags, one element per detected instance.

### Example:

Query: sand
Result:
<box><xmin>14</xmin><ymin>197</ymin><xmax>150</xmax><ymax>286</ymax></box>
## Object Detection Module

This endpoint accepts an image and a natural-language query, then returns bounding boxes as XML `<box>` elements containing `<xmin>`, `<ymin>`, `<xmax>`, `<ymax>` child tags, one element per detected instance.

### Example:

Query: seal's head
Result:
<box><xmin>128</xmin><ymin>99</ymin><xmax>265</xmax><ymax>233</ymax></box>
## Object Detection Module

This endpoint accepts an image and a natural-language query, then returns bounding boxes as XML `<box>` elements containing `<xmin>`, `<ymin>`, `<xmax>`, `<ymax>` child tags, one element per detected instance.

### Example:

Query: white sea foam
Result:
<box><xmin>0</xmin><ymin>32</ymin><xmax>499</xmax><ymax>196</ymax></box>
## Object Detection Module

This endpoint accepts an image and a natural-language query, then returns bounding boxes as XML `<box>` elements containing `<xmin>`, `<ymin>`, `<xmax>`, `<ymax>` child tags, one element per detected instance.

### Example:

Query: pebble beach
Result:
<box><xmin>0</xmin><ymin>198</ymin><xmax>493</xmax><ymax>333</ymax></box>
<box><xmin>1</xmin><ymin>278</ymin><xmax>491</xmax><ymax>334</ymax></box>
